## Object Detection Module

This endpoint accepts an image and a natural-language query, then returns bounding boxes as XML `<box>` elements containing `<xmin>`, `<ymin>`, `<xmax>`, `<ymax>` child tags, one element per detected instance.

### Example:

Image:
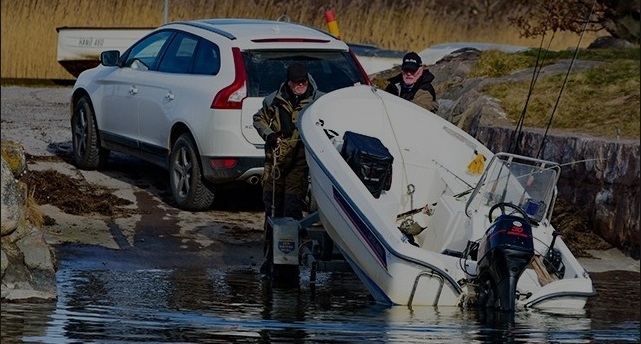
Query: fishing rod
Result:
<box><xmin>510</xmin><ymin>31</ymin><xmax>555</xmax><ymax>155</ymax></box>
<box><xmin>535</xmin><ymin>0</ymin><xmax>598</xmax><ymax>159</ymax></box>
<box><xmin>431</xmin><ymin>159</ymin><xmax>474</xmax><ymax>189</ymax></box>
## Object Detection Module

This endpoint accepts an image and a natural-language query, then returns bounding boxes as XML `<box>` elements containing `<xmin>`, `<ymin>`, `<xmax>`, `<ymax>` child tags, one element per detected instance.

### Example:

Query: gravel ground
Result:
<box><xmin>1</xmin><ymin>85</ymin><xmax>638</xmax><ymax>273</ymax></box>
<box><xmin>1</xmin><ymin>86</ymin><xmax>72</xmax><ymax>157</ymax></box>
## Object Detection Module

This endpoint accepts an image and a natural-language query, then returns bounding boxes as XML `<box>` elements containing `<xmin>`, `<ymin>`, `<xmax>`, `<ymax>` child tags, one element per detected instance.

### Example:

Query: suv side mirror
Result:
<box><xmin>100</xmin><ymin>50</ymin><xmax>120</xmax><ymax>67</ymax></box>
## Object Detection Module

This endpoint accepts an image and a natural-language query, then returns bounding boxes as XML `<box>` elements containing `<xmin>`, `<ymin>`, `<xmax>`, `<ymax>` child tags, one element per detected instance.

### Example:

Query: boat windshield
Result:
<box><xmin>465</xmin><ymin>153</ymin><xmax>560</xmax><ymax>224</ymax></box>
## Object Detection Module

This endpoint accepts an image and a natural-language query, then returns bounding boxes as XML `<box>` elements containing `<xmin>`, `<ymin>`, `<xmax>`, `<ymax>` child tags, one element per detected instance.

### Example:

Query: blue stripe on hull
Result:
<box><xmin>333</xmin><ymin>186</ymin><xmax>387</xmax><ymax>270</ymax></box>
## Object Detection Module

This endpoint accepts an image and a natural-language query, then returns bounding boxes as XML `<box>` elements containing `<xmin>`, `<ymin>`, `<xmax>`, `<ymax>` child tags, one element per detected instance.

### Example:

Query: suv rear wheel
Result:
<box><xmin>169</xmin><ymin>133</ymin><xmax>215</xmax><ymax>210</ymax></box>
<box><xmin>71</xmin><ymin>95</ymin><xmax>110</xmax><ymax>170</ymax></box>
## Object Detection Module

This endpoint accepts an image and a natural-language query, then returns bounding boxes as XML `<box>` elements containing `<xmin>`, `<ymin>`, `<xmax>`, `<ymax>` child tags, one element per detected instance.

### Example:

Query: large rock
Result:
<box><xmin>1</xmin><ymin>140</ymin><xmax>27</xmax><ymax>176</ymax></box>
<box><xmin>1</xmin><ymin>142</ymin><xmax>57</xmax><ymax>301</ymax></box>
<box><xmin>588</xmin><ymin>36</ymin><xmax>638</xmax><ymax>49</ymax></box>
<box><xmin>1</xmin><ymin>157</ymin><xmax>24</xmax><ymax>236</ymax></box>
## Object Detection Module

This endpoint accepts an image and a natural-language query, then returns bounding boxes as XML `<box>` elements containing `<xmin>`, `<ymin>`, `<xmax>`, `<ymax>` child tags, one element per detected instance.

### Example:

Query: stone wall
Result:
<box><xmin>474</xmin><ymin>126</ymin><xmax>640</xmax><ymax>259</ymax></box>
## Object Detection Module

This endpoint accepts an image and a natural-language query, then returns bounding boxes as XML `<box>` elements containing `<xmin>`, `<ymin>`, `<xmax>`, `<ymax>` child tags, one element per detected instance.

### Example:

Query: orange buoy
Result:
<box><xmin>325</xmin><ymin>10</ymin><xmax>342</xmax><ymax>40</ymax></box>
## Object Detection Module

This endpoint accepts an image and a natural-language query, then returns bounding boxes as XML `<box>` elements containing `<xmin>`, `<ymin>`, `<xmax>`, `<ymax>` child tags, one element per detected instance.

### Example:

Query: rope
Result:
<box><xmin>370</xmin><ymin>86</ymin><xmax>410</xmax><ymax>194</ymax></box>
<box><xmin>271</xmin><ymin>143</ymin><xmax>280</xmax><ymax>217</ymax></box>
<box><xmin>270</xmin><ymin>136</ymin><xmax>300</xmax><ymax>217</ymax></box>
<box><xmin>407</xmin><ymin>184</ymin><xmax>415</xmax><ymax>212</ymax></box>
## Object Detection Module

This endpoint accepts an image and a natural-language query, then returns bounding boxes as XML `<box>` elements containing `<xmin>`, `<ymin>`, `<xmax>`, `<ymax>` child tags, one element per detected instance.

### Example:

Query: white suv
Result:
<box><xmin>70</xmin><ymin>18</ymin><xmax>370</xmax><ymax>210</ymax></box>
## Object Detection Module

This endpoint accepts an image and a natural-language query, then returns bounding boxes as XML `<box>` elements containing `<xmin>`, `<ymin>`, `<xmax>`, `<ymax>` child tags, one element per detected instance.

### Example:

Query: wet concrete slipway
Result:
<box><xmin>1</xmin><ymin>86</ymin><xmax>639</xmax><ymax>343</ymax></box>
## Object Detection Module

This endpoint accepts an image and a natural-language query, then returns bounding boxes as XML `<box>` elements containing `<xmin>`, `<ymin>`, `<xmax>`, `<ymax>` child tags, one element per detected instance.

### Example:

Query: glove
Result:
<box><xmin>266</xmin><ymin>132</ymin><xmax>280</xmax><ymax>148</ymax></box>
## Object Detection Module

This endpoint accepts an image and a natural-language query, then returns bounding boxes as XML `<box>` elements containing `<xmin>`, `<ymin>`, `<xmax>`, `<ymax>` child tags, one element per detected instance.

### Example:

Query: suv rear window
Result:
<box><xmin>243</xmin><ymin>50</ymin><xmax>367</xmax><ymax>97</ymax></box>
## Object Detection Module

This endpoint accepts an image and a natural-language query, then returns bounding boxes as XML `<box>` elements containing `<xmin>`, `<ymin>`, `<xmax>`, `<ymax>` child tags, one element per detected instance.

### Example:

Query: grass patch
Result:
<box><xmin>469</xmin><ymin>50</ymin><xmax>542</xmax><ymax>78</ymax></box>
<box><xmin>26</xmin><ymin>188</ymin><xmax>44</xmax><ymax>229</ymax></box>
<box><xmin>480</xmin><ymin>48</ymin><xmax>640</xmax><ymax>139</ymax></box>
<box><xmin>524</xmin><ymin>47</ymin><xmax>641</xmax><ymax>61</ymax></box>
<box><xmin>470</xmin><ymin>47</ymin><xmax>641</xmax><ymax>78</ymax></box>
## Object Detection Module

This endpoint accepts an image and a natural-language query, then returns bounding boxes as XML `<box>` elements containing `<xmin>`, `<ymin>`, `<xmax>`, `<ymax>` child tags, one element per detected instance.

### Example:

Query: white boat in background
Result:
<box><xmin>56</xmin><ymin>26</ymin><xmax>152</xmax><ymax>77</ymax></box>
<box><xmin>298</xmin><ymin>85</ymin><xmax>595</xmax><ymax>311</ymax></box>
<box><xmin>347</xmin><ymin>43</ymin><xmax>405</xmax><ymax>75</ymax></box>
<box><xmin>355</xmin><ymin>42</ymin><xmax>530</xmax><ymax>74</ymax></box>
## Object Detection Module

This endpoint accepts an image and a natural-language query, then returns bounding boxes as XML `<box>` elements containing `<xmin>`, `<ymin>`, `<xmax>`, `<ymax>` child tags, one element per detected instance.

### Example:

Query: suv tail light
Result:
<box><xmin>210</xmin><ymin>158</ymin><xmax>238</xmax><ymax>169</ymax></box>
<box><xmin>212</xmin><ymin>47</ymin><xmax>247</xmax><ymax>109</ymax></box>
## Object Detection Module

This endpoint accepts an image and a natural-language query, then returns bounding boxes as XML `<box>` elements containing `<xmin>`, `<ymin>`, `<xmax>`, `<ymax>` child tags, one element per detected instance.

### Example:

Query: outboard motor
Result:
<box><xmin>476</xmin><ymin>202</ymin><xmax>534</xmax><ymax>312</ymax></box>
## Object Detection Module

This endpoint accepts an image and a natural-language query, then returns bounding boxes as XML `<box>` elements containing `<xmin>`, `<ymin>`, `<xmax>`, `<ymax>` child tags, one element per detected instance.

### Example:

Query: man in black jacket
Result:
<box><xmin>385</xmin><ymin>52</ymin><xmax>438</xmax><ymax>112</ymax></box>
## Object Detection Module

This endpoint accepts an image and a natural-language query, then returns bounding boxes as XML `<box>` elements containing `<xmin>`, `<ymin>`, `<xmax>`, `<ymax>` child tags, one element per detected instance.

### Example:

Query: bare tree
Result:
<box><xmin>509</xmin><ymin>0</ymin><xmax>640</xmax><ymax>44</ymax></box>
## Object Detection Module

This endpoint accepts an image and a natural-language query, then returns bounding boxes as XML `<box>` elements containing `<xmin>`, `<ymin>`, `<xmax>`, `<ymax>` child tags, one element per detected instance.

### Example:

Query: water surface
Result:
<box><xmin>2</xmin><ymin>246</ymin><xmax>639</xmax><ymax>343</ymax></box>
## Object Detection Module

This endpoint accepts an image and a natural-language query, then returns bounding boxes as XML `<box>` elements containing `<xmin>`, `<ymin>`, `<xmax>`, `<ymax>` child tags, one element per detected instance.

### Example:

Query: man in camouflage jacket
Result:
<box><xmin>253</xmin><ymin>62</ymin><xmax>323</xmax><ymax>275</ymax></box>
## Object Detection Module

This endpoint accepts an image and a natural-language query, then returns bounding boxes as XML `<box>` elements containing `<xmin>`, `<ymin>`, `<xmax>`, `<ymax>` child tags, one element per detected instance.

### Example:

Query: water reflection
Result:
<box><xmin>1</xmin><ymin>265</ymin><xmax>639</xmax><ymax>343</ymax></box>
<box><xmin>1</xmin><ymin>302</ymin><xmax>56</xmax><ymax>341</ymax></box>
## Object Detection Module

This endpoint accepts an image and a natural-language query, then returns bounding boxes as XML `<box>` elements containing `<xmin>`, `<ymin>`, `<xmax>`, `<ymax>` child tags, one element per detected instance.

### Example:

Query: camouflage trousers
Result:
<box><xmin>262</xmin><ymin>143</ymin><xmax>308</xmax><ymax>221</ymax></box>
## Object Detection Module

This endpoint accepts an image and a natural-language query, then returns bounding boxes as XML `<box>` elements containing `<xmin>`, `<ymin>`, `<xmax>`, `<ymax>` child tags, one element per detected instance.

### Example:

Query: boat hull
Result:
<box><xmin>312</xmin><ymin>175</ymin><xmax>464</xmax><ymax>306</ymax></box>
<box><xmin>298</xmin><ymin>85</ymin><xmax>595</xmax><ymax>309</ymax></box>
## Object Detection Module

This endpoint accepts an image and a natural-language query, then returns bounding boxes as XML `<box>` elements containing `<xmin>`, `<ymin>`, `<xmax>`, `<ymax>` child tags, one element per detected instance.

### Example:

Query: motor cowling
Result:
<box><xmin>477</xmin><ymin>214</ymin><xmax>534</xmax><ymax>311</ymax></box>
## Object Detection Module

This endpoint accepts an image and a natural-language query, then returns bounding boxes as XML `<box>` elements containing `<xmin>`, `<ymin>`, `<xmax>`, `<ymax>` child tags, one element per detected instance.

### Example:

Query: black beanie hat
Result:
<box><xmin>287</xmin><ymin>62</ymin><xmax>309</xmax><ymax>83</ymax></box>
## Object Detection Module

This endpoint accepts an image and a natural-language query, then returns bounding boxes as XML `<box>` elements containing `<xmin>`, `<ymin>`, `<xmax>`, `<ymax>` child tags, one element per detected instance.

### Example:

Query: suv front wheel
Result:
<box><xmin>71</xmin><ymin>95</ymin><xmax>110</xmax><ymax>170</ymax></box>
<box><xmin>169</xmin><ymin>133</ymin><xmax>215</xmax><ymax>210</ymax></box>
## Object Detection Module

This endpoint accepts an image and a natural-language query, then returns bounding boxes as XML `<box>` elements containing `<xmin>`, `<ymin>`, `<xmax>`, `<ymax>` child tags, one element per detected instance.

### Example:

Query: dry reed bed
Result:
<box><xmin>1</xmin><ymin>0</ymin><xmax>600</xmax><ymax>80</ymax></box>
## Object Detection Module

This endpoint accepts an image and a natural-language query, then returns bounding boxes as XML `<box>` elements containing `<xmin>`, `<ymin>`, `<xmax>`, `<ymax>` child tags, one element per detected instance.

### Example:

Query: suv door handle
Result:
<box><xmin>129</xmin><ymin>86</ymin><xmax>138</xmax><ymax>95</ymax></box>
<box><xmin>165</xmin><ymin>91</ymin><xmax>174</xmax><ymax>100</ymax></box>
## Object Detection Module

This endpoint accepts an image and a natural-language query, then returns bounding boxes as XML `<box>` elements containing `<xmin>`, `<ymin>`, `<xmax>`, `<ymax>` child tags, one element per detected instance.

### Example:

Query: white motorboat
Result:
<box><xmin>298</xmin><ymin>85</ymin><xmax>595</xmax><ymax>311</ymax></box>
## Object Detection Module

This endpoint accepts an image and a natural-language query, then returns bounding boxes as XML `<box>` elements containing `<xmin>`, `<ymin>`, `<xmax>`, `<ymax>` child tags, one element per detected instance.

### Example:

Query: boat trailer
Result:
<box><xmin>267</xmin><ymin>211</ymin><xmax>351</xmax><ymax>285</ymax></box>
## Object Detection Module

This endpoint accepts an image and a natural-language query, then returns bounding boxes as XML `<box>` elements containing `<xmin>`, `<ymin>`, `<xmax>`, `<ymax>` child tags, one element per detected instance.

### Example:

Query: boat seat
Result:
<box><xmin>418</xmin><ymin>194</ymin><xmax>469</xmax><ymax>254</ymax></box>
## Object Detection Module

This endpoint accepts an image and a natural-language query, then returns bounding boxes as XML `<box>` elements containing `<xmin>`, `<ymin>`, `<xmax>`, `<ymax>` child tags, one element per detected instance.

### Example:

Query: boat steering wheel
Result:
<box><xmin>488</xmin><ymin>202</ymin><xmax>530</xmax><ymax>223</ymax></box>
